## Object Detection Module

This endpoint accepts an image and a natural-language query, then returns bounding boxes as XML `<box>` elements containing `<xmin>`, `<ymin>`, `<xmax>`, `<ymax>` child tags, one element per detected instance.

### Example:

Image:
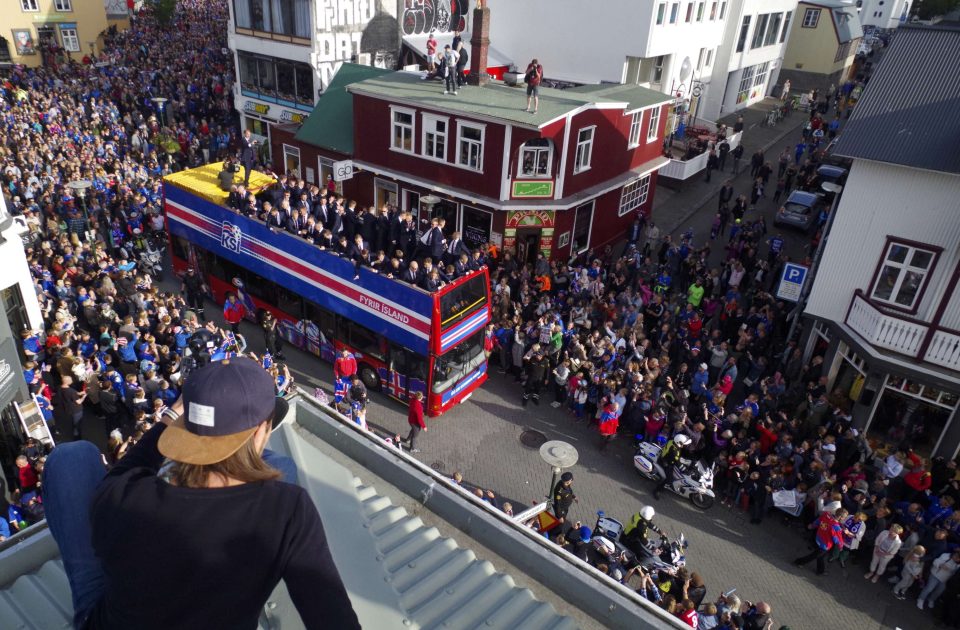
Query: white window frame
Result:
<box><xmin>390</xmin><ymin>105</ymin><xmax>416</xmax><ymax>154</ymax></box>
<box><xmin>421</xmin><ymin>113</ymin><xmax>448</xmax><ymax>162</ymax></box>
<box><xmin>517</xmin><ymin>139</ymin><xmax>553</xmax><ymax>178</ymax></box>
<box><xmin>54</xmin><ymin>0</ymin><xmax>73</xmax><ymax>11</ymax></box>
<box><xmin>646</xmin><ymin>107</ymin><xmax>661</xmax><ymax>143</ymax></box>
<box><xmin>20</xmin><ymin>0</ymin><xmax>39</xmax><ymax>11</ymax></box>
<box><xmin>618</xmin><ymin>174</ymin><xmax>651</xmax><ymax>216</ymax></box>
<box><xmin>710</xmin><ymin>1</ymin><xmax>717</xmax><ymax>20</ymax></box>
<box><xmin>685</xmin><ymin>2</ymin><xmax>694</xmax><ymax>22</ymax></box>
<box><xmin>656</xmin><ymin>2</ymin><xmax>667</xmax><ymax>25</ymax></box>
<box><xmin>720</xmin><ymin>1</ymin><xmax>727</xmax><ymax>19</ymax></box>
<box><xmin>456</xmin><ymin>120</ymin><xmax>485</xmax><ymax>172</ymax></box>
<box><xmin>706</xmin><ymin>49</ymin><xmax>714</xmax><ymax>68</ymax></box>
<box><xmin>574</xmin><ymin>126</ymin><xmax>595</xmax><ymax>174</ymax></box>
<box><xmin>59</xmin><ymin>27</ymin><xmax>79</xmax><ymax>52</ymax></box>
<box><xmin>628</xmin><ymin>111</ymin><xmax>642</xmax><ymax>148</ymax></box>
<box><xmin>669</xmin><ymin>2</ymin><xmax>679</xmax><ymax>23</ymax></box>
<box><xmin>318</xmin><ymin>157</ymin><xmax>334</xmax><ymax>190</ymax></box>
<box><xmin>282</xmin><ymin>144</ymin><xmax>301</xmax><ymax>178</ymax></box>
<box><xmin>870</xmin><ymin>241</ymin><xmax>937</xmax><ymax>311</ymax></box>
<box><xmin>696</xmin><ymin>1</ymin><xmax>704</xmax><ymax>21</ymax></box>
<box><xmin>802</xmin><ymin>8</ymin><xmax>821</xmax><ymax>28</ymax></box>
<box><xmin>571</xmin><ymin>200</ymin><xmax>595</xmax><ymax>255</ymax></box>
<box><xmin>374</xmin><ymin>177</ymin><xmax>399</xmax><ymax>210</ymax></box>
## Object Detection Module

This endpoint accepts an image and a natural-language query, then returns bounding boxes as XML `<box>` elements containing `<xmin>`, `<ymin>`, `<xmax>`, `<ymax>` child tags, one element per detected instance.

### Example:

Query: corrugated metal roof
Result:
<box><xmin>832</xmin><ymin>23</ymin><xmax>960</xmax><ymax>174</ymax></box>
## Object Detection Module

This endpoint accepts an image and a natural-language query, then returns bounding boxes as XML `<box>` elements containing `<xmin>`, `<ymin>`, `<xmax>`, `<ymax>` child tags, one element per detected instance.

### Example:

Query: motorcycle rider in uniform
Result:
<box><xmin>653</xmin><ymin>433</ymin><xmax>692</xmax><ymax>499</ymax></box>
<box><xmin>622</xmin><ymin>505</ymin><xmax>667</xmax><ymax>556</ymax></box>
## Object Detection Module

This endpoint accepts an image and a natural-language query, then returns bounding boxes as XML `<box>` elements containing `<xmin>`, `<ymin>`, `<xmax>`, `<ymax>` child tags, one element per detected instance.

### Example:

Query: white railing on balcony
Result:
<box><xmin>925</xmin><ymin>330</ymin><xmax>960</xmax><ymax>371</ymax></box>
<box><xmin>660</xmin><ymin>150</ymin><xmax>709</xmax><ymax>180</ymax></box>
<box><xmin>846</xmin><ymin>292</ymin><xmax>928</xmax><ymax>357</ymax></box>
<box><xmin>660</xmin><ymin>131</ymin><xmax>743</xmax><ymax>181</ymax></box>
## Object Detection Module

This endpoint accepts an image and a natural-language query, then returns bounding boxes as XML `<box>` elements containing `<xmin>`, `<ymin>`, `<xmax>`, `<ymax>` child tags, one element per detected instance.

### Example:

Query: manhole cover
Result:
<box><xmin>520</xmin><ymin>429</ymin><xmax>548</xmax><ymax>449</ymax></box>
<box><xmin>430</xmin><ymin>461</ymin><xmax>444</xmax><ymax>472</ymax></box>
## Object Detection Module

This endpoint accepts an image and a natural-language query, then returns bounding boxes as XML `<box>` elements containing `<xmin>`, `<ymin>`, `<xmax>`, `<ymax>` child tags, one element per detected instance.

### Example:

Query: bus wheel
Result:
<box><xmin>359</xmin><ymin>365</ymin><xmax>381</xmax><ymax>391</ymax></box>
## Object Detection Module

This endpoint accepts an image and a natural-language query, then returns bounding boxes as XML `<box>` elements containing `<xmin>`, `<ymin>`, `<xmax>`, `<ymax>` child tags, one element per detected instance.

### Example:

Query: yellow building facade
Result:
<box><xmin>2</xmin><ymin>0</ymin><xmax>127</xmax><ymax>68</ymax></box>
<box><xmin>780</xmin><ymin>1</ymin><xmax>863</xmax><ymax>91</ymax></box>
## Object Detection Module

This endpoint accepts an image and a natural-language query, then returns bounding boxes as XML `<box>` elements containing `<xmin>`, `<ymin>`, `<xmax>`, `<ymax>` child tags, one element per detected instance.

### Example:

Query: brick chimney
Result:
<box><xmin>467</xmin><ymin>0</ymin><xmax>490</xmax><ymax>86</ymax></box>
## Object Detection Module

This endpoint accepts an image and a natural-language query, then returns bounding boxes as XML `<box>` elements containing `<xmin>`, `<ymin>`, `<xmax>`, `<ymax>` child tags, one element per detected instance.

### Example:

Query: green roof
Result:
<box><xmin>346</xmin><ymin>71</ymin><xmax>670</xmax><ymax>128</ymax></box>
<box><xmin>294</xmin><ymin>63</ymin><xmax>393</xmax><ymax>154</ymax></box>
<box><xmin>565</xmin><ymin>83</ymin><xmax>674</xmax><ymax>111</ymax></box>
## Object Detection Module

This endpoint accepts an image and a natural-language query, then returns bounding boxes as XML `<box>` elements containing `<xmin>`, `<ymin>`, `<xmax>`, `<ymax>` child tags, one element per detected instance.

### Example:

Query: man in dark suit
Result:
<box><xmin>402</xmin><ymin>260</ymin><xmax>421</xmax><ymax>285</ymax></box>
<box><xmin>427</xmin><ymin>218</ymin><xmax>446</xmax><ymax>261</ymax></box>
<box><xmin>239</xmin><ymin>129</ymin><xmax>257</xmax><ymax>187</ymax></box>
<box><xmin>264</xmin><ymin>205</ymin><xmax>285</xmax><ymax>231</ymax></box>
<box><xmin>444</xmin><ymin>230</ymin><xmax>470</xmax><ymax>266</ymax></box>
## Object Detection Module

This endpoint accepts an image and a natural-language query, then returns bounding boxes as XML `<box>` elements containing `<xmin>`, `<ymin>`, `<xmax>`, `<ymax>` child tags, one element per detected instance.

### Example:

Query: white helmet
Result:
<box><xmin>594</xmin><ymin>537</ymin><xmax>616</xmax><ymax>556</ymax></box>
<box><xmin>640</xmin><ymin>505</ymin><xmax>655</xmax><ymax>521</ymax></box>
<box><xmin>673</xmin><ymin>434</ymin><xmax>692</xmax><ymax>447</ymax></box>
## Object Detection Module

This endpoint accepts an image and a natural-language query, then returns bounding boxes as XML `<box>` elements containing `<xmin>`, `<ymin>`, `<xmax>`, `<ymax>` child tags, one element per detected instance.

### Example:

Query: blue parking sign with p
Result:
<box><xmin>777</xmin><ymin>263</ymin><xmax>808</xmax><ymax>302</ymax></box>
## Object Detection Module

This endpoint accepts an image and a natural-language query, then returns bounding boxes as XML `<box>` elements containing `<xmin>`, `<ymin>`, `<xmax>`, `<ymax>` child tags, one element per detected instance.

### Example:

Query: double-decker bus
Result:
<box><xmin>163</xmin><ymin>165</ymin><xmax>490</xmax><ymax>416</ymax></box>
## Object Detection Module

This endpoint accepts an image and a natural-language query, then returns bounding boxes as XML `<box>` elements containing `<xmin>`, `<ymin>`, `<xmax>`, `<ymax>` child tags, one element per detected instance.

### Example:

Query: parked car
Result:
<box><xmin>775</xmin><ymin>190</ymin><xmax>827</xmax><ymax>233</ymax></box>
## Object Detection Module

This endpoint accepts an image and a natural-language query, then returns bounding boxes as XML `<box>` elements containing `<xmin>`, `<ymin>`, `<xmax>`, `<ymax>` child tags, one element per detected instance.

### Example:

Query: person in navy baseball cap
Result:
<box><xmin>158</xmin><ymin>357</ymin><xmax>288</xmax><ymax>465</ymax></box>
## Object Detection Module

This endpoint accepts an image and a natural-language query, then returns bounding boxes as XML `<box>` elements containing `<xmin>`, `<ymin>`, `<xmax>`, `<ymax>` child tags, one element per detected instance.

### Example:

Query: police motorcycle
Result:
<box><xmin>589</xmin><ymin>510</ymin><xmax>688</xmax><ymax>574</ymax></box>
<box><xmin>633</xmin><ymin>434</ymin><xmax>716</xmax><ymax>510</ymax></box>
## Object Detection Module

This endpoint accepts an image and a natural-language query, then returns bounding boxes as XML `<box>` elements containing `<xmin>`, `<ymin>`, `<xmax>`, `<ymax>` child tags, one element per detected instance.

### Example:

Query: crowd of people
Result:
<box><xmin>227</xmin><ymin>167</ymin><xmax>488</xmax><ymax>289</ymax></box>
<box><xmin>478</xmin><ymin>168</ymin><xmax>960</xmax><ymax>624</ymax></box>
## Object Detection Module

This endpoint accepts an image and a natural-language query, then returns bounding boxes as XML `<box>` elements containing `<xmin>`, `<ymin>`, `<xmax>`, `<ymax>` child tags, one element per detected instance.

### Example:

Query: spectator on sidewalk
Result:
<box><xmin>404</xmin><ymin>391</ymin><xmax>426</xmax><ymax>454</ymax></box>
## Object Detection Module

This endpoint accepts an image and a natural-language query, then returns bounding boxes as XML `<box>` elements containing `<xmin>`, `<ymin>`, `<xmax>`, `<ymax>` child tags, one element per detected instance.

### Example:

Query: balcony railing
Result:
<box><xmin>845</xmin><ymin>290</ymin><xmax>960</xmax><ymax>372</ymax></box>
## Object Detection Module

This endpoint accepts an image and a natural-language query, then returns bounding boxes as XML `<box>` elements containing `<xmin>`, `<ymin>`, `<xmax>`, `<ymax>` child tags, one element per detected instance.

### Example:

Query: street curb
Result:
<box><xmin>661</xmin><ymin>117</ymin><xmax>808</xmax><ymax>236</ymax></box>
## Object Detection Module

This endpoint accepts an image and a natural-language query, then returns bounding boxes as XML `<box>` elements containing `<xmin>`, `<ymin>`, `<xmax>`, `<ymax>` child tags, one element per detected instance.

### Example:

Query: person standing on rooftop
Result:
<box><xmin>524</xmin><ymin>59</ymin><xmax>544</xmax><ymax>114</ymax></box>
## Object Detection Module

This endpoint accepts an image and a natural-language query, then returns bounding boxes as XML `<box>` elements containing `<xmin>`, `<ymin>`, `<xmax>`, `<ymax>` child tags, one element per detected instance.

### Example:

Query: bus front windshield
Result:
<box><xmin>439</xmin><ymin>273</ymin><xmax>487</xmax><ymax>328</ymax></box>
<box><xmin>432</xmin><ymin>330</ymin><xmax>485</xmax><ymax>393</ymax></box>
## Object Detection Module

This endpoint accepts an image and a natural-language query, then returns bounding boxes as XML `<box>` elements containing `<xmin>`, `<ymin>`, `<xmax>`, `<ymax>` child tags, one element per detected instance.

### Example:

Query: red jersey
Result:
<box><xmin>333</xmin><ymin>353</ymin><xmax>357</xmax><ymax>380</ymax></box>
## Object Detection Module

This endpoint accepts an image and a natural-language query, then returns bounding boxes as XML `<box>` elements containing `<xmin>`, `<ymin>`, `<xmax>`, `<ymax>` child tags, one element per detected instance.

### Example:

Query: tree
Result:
<box><xmin>153</xmin><ymin>0</ymin><xmax>177</xmax><ymax>26</ymax></box>
<box><xmin>914</xmin><ymin>0</ymin><xmax>960</xmax><ymax>19</ymax></box>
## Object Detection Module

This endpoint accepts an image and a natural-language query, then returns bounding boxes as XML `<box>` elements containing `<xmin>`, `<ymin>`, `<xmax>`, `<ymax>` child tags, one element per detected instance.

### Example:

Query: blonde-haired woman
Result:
<box><xmin>893</xmin><ymin>545</ymin><xmax>926</xmax><ymax>600</ymax></box>
<box><xmin>865</xmin><ymin>523</ymin><xmax>903</xmax><ymax>583</ymax></box>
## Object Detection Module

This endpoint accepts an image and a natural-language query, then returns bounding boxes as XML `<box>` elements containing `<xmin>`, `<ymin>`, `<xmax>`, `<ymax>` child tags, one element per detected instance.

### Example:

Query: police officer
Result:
<box><xmin>180</xmin><ymin>268</ymin><xmax>207</xmax><ymax>322</ymax></box>
<box><xmin>653</xmin><ymin>433</ymin><xmax>691</xmax><ymax>499</ymax></box>
<box><xmin>552</xmin><ymin>471</ymin><xmax>577</xmax><ymax>522</ymax></box>
<box><xmin>622</xmin><ymin>505</ymin><xmax>666</xmax><ymax>555</ymax></box>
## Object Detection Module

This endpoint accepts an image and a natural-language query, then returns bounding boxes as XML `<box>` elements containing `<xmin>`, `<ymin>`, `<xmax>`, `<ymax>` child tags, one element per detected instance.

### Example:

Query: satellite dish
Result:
<box><xmin>680</xmin><ymin>57</ymin><xmax>693</xmax><ymax>82</ymax></box>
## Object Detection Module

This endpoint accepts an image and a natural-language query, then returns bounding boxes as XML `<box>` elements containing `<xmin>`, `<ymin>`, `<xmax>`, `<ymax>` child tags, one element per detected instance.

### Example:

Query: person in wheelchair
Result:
<box><xmin>622</xmin><ymin>505</ymin><xmax>667</xmax><ymax>556</ymax></box>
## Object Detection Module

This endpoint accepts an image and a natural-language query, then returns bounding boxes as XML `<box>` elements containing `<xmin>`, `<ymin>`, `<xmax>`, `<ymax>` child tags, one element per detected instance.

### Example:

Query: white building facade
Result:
<box><xmin>227</xmin><ymin>0</ymin><xmax>402</xmax><ymax>152</ymax></box>
<box><xmin>857</xmin><ymin>0</ymin><xmax>911</xmax><ymax>29</ymax></box>
<box><xmin>701</xmin><ymin>0</ymin><xmax>798</xmax><ymax>122</ymax></box>
<box><xmin>488</xmin><ymin>1</ymin><xmax>729</xmax><ymax>124</ymax></box>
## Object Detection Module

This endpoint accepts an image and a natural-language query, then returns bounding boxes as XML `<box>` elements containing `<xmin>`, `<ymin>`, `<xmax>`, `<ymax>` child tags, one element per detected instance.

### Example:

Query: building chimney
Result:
<box><xmin>468</xmin><ymin>0</ymin><xmax>490</xmax><ymax>86</ymax></box>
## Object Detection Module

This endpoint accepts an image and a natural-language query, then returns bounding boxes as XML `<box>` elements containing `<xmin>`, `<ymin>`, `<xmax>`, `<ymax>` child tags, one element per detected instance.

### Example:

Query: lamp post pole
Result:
<box><xmin>151</xmin><ymin>96</ymin><xmax>168</xmax><ymax>128</ymax></box>
<box><xmin>66</xmin><ymin>179</ymin><xmax>93</xmax><ymax>222</ymax></box>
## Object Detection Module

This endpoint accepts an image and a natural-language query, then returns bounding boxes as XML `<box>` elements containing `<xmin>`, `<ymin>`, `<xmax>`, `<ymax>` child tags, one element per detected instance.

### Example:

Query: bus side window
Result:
<box><xmin>406</xmin><ymin>352</ymin><xmax>427</xmax><ymax>382</ymax></box>
<box><xmin>277</xmin><ymin>287</ymin><xmax>304</xmax><ymax>319</ymax></box>
<box><xmin>344</xmin><ymin>320</ymin><xmax>384</xmax><ymax>361</ymax></box>
<box><xmin>306</xmin><ymin>301</ymin><xmax>336</xmax><ymax>344</ymax></box>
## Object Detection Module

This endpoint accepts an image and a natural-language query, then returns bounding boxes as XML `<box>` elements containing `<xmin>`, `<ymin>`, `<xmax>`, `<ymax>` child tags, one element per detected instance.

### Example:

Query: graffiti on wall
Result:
<box><xmin>402</xmin><ymin>0</ymin><xmax>469</xmax><ymax>35</ymax></box>
<box><xmin>315</xmin><ymin>0</ymin><xmax>398</xmax><ymax>91</ymax></box>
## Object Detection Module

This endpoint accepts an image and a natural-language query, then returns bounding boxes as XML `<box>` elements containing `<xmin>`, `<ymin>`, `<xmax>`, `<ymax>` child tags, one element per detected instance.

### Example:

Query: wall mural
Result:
<box><xmin>402</xmin><ymin>0</ymin><xmax>469</xmax><ymax>35</ymax></box>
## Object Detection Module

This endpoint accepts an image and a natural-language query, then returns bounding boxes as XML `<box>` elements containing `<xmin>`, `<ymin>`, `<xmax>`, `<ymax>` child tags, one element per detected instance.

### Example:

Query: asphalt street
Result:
<box><xmin>211</xmin><ymin>314</ymin><xmax>931</xmax><ymax>630</ymax></box>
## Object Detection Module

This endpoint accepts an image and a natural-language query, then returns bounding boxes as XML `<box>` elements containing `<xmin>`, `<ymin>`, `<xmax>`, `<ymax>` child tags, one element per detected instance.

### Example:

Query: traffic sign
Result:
<box><xmin>777</xmin><ymin>262</ymin><xmax>808</xmax><ymax>302</ymax></box>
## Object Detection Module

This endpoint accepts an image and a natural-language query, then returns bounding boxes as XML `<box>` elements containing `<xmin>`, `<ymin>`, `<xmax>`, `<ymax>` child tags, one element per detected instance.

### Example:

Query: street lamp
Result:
<box><xmin>539</xmin><ymin>440</ymin><xmax>579</xmax><ymax>508</ymax></box>
<box><xmin>66</xmin><ymin>179</ymin><xmax>93</xmax><ymax>221</ymax></box>
<box><xmin>785</xmin><ymin>181</ymin><xmax>844</xmax><ymax>343</ymax></box>
<box><xmin>151</xmin><ymin>96</ymin><xmax>168</xmax><ymax>128</ymax></box>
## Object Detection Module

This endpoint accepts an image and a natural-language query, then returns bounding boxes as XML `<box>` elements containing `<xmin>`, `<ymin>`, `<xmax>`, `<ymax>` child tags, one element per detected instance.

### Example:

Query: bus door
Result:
<box><xmin>387</xmin><ymin>343</ymin><xmax>428</xmax><ymax>402</ymax></box>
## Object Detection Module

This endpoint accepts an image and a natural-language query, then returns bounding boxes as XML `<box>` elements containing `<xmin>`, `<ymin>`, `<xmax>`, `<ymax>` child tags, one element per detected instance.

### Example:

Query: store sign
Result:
<box><xmin>776</xmin><ymin>263</ymin><xmax>808</xmax><ymax>302</ymax></box>
<box><xmin>506</xmin><ymin>210</ymin><xmax>555</xmax><ymax>228</ymax></box>
<box><xmin>512</xmin><ymin>180</ymin><xmax>554</xmax><ymax>198</ymax></box>
<box><xmin>243</xmin><ymin>101</ymin><xmax>271</xmax><ymax>116</ymax></box>
<box><xmin>333</xmin><ymin>160</ymin><xmax>355</xmax><ymax>182</ymax></box>
<box><xmin>280</xmin><ymin>110</ymin><xmax>306</xmax><ymax>124</ymax></box>
<box><xmin>0</xmin><ymin>337</ymin><xmax>25</xmax><ymax>407</ymax></box>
